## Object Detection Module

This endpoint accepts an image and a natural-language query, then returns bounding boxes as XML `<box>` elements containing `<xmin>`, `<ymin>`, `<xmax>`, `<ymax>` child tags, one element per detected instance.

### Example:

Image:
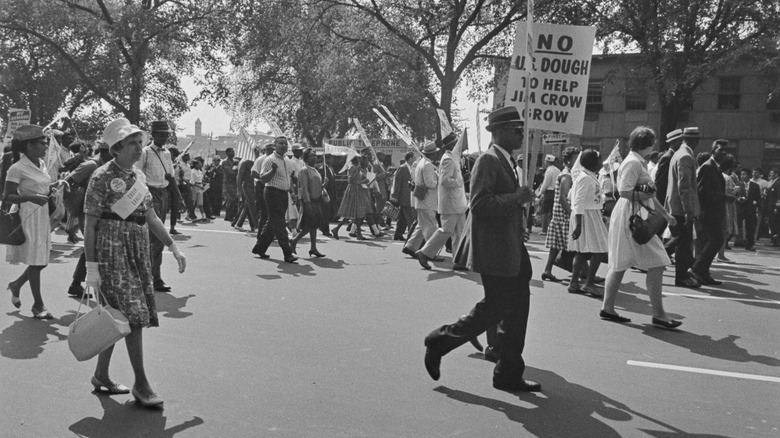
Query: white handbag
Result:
<box><xmin>68</xmin><ymin>286</ymin><xmax>131</xmax><ymax>362</ymax></box>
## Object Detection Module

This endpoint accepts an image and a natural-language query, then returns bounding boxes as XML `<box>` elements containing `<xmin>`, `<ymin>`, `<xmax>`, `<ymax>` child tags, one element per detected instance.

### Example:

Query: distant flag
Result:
<box><xmin>236</xmin><ymin>127</ymin><xmax>257</xmax><ymax>161</ymax></box>
<box><xmin>476</xmin><ymin>104</ymin><xmax>482</xmax><ymax>152</ymax></box>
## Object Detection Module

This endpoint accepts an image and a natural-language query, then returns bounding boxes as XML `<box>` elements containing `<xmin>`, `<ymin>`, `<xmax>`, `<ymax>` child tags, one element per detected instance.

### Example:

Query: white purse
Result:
<box><xmin>68</xmin><ymin>286</ymin><xmax>131</xmax><ymax>362</ymax></box>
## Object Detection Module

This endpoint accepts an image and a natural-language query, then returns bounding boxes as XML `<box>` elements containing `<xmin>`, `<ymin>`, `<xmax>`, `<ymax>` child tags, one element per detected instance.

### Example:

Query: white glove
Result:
<box><xmin>168</xmin><ymin>242</ymin><xmax>187</xmax><ymax>273</ymax></box>
<box><xmin>85</xmin><ymin>262</ymin><xmax>101</xmax><ymax>290</ymax></box>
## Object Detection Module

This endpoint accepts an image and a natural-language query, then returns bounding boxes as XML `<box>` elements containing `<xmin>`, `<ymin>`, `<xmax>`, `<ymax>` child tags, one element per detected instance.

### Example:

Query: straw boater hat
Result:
<box><xmin>683</xmin><ymin>127</ymin><xmax>699</xmax><ymax>138</ymax></box>
<box><xmin>485</xmin><ymin>106</ymin><xmax>524</xmax><ymax>132</ymax></box>
<box><xmin>103</xmin><ymin>118</ymin><xmax>145</xmax><ymax>149</ymax></box>
<box><xmin>666</xmin><ymin>129</ymin><xmax>683</xmax><ymax>143</ymax></box>
<box><xmin>12</xmin><ymin>124</ymin><xmax>46</xmax><ymax>142</ymax></box>
<box><xmin>545</xmin><ymin>154</ymin><xmax>556</xmax><ymax>163</ymax></box>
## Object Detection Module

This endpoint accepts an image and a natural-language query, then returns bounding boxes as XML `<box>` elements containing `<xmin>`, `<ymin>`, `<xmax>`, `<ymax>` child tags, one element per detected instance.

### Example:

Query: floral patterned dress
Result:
<box><xmin>83</xmin><ymin>161</ymin><xmax>158</xmax><ymax>328</ymax></box>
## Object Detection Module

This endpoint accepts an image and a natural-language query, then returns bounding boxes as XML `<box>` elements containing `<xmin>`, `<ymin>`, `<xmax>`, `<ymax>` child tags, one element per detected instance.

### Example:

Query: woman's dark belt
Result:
<box><xmin>100</xmin><ymin>212</ymin><xmax>146</xmax><ymax>225</ymax></box>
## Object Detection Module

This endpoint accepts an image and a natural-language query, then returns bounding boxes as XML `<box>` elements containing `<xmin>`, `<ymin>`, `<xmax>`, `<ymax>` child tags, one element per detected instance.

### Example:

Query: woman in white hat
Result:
<box><xmin>5</xmin><ymin>124</ymin><xmax>55</xmax><ymax>319</ymax></box>
<box><xmin>82</xmin><ymin>118</ymin><xmax>186</xmax><ymax>407</ymax></box>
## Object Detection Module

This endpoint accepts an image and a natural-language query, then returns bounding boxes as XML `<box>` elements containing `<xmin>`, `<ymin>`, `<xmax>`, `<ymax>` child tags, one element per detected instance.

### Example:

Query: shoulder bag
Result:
<box><xmin>68</xmin><ymin>286</ymin><xmax>131</xmax><ymax>362</ymax></box>
<box><xmin>0</xmin><ymin>201</ymin><xmax>25</xmax><ymax>245</ymax></box>
<box><xmin>629</xmin><ymin>190</ymin><xmax>667</xmax><ymax>245</ymax></box>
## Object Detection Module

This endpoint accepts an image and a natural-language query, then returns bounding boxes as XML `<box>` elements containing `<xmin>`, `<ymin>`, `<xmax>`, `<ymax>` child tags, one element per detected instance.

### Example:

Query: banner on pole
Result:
<box><xmin>505</xmin><ymin>21</ymin><xmax>596</xmax><ymax>135</ymax></box>
<box><xmin>436</xmin><ymin>109</ymin><xmax>453</xmax><ymax>139</ymax></box>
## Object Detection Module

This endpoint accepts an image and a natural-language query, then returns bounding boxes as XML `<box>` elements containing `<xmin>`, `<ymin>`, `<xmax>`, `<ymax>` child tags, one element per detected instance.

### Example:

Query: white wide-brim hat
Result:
<box><xmin>103</xmin><ymin>118</ymin><xmax>146</xmax><ymax>148</ymax></box>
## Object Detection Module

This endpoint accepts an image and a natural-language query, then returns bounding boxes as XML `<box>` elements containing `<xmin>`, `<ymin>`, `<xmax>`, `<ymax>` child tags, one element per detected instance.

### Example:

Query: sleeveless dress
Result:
<box><xmin>83</xmin><ymin>161</ymin><xmax>158</xmax><ymax>328</ymax></box>
<box><xmin>608</xmin><ymin>152</ymin><xmax>671</xmax><ymax>272</ymax></box>
<box><xmin>545</xmin><ymin>167</ymin><xmax>571</xmax><ymax>250</ymax></box>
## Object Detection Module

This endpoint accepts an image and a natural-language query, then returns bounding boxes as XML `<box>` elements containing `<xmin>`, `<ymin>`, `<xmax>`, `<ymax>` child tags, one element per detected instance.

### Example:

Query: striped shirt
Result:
<box><xmin>260</xmin><ymin>152</ymin><xmax>293</xmax><ymax>191</ymax></box>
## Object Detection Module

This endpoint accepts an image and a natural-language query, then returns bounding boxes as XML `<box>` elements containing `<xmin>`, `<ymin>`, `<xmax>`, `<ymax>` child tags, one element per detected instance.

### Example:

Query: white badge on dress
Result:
<box><xmin>110</xmin><ymin>177</ymin><xmax>149</xmax><ymax>219</ymax></box>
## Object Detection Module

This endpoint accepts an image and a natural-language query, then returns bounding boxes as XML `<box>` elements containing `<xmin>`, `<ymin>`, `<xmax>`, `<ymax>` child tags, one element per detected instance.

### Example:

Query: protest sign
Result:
<box><xmin>505</xmin><ymin>22</ymin><xmax>596</xmax><ymax>135</ymax></box>
<box><xmin>2</xmin><ymin>108</ymin><xmax>31</xmax><ymax>145</ymax></box>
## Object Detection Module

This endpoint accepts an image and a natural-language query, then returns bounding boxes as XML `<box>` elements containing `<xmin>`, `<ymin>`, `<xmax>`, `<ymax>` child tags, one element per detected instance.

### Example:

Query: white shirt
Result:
<box><xmin>537</xmin><ymin>163</ymin><xmax>561</xmax><ymax>194</ymax></box>
<box><xmin>139</xmin><ymin>144</ymin><xmax>174</xmax><ymax>188</ymax></box>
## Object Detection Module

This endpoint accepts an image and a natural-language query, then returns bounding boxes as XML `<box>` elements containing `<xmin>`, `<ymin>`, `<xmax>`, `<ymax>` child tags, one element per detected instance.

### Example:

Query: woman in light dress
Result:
<box><xmin>567</xmin><ymin>149</ymin><xmax>608</xmax><ymax>297</ymax></box>
<box><xmin>600</xmin><ymin>126</ymin><xmax>682</xmax><ymax>329</ymax></box>
<box><xmin>4</xmin><ymin>125</ymin><xmax>55</xmax><ymax>319</ymax></box>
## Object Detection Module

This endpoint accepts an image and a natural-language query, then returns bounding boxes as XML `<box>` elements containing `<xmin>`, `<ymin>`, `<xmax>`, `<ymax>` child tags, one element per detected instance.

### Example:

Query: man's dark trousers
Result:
<box><xmin>693</xmin><ymin>216</ymin><xmax>723</xmax><ymax>277</ymax></box>
<box><xmin>255</xmin><ymin>181</ymin><xmax>268</xmax><ymax>238</ymax></box>
<box><xmin>254</xmin><ymin>186</ymin><xmax>293</xmax><ymax>257</ymax></box>
<box><xmin>669</xmin><ymin>215</ymin><xmax>694</xmax><ymax>281</ymax></box>
<box><xmin>148</xmin><ymin>187</ymin><xmax>170</xmax><ymax>284</ymax></box>
<box><xmin>425</xmin><ymin>269</ymin><xmax>531</xmax><ymax>381</ymax></box>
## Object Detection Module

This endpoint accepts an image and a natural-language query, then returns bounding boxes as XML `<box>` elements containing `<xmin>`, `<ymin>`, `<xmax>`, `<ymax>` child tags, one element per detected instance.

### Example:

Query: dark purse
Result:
<box><xmin>629</xmin><ymin>191</ymin><xmax>667</xmax><ymax>245</ymax></box>
<box><xmin>0</xmin><ymin>202</ymin><xmax>25</xmax><ymax>245</ymax></box>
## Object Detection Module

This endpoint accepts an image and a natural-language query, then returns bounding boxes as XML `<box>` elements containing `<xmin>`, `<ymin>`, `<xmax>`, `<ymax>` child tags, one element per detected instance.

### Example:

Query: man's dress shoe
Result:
<box><xmin>402</xmin><ymin>247</ymin><xmax>418</xmax><ymax>259</ymax></box>
<box><xmin>154</xmin><ymin>282</ymin><xmax>171</xmax><ymax>292</ymax></box>
<box><xmin>493</xmin><ymin>379</ymin><xmax>542</xmax><ymax>392</ymax></box>
<box><xmin>483</xmin><ymin>346</ymin><xmax>500</xmax><ymax>363</ymax></box>
<box><xmin>424</xmin><ymin>348</ymin><xmax>442</xmax><ymax>381</ymax></box>
<box><xmin>674</xmin><ymin>277</ymin><xmax>701</xmax><ymax>288</ymax></box>
<box><xmin>416</xmin><ymin>251</ymin><xmax>432</xmax><ymax>270</ymax></box>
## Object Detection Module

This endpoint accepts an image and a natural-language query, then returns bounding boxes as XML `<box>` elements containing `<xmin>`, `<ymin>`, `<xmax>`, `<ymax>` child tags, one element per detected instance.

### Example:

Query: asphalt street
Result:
<box><xmin>1</xmin><ymin>218</ymin><xmax>779</xmax><ymax>437</ymax></box>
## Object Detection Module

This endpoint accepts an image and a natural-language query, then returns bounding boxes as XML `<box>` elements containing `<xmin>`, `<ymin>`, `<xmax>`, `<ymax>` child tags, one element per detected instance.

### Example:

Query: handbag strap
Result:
<box><xmin>73</xmin><ymin>285</ymin><xmax>109</xmax><ymax>323</ymax></box>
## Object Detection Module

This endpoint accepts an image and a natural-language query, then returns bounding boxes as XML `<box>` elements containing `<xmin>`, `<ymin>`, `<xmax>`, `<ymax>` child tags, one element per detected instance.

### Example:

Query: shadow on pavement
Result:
<box><xmin>155</xmin><ymin>293</ymin><xmax>196</xmax><ymax>319</ymax></box>
<box><xmin>0</xmin><ymin>312</ymin><xmax>67</xmax><ymax>359</ymax></box>
<box><xmin>612</xmin><ymin>282</ymin><xmax>684</xmax><ymax>320</ymax></box>
<box><xmin>69</xmin><ymin>395</ymin><xmax>204</xmax><ymax>438</ymax></box>
<box><xmin>640</xmin><ymin>328</ymin><xmax>780</xmax><ymax>366</ymax></box>
<box><xmin>307</xmin><ymin>257</ymin><xmax>347</xmax><ymax>270</ymax></box>
<box><xmin>433</xmin><ymin>368</ymin><xmax>730</xmax><ymax>437</ymax></box>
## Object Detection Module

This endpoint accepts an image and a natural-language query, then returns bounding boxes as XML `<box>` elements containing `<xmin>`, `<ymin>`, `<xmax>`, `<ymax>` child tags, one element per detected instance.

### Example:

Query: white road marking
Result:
<box><xmin>627</xmin><ymin>360</ymin><xmax>780</xmax><ymax>383</ymax></box>
<box><xmin>661</xmin><ymin>292</ymin><xmax>780</xmax><ymax>304</ymax></box>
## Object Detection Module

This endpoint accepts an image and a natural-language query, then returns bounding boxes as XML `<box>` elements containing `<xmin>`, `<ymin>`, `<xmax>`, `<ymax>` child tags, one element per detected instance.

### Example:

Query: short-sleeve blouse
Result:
<box><xmin>84</xmin><ymin>161</ymin><xmax>152</xmax><ymax>218</ymax></box>
<box><xmin>616</xmin><ymin>151</ymin><xmax>651</xmax><ymax>192</ymax></box>
<box><xmin>571</xmin><ymin>170</ymin><xmax>602</xmax><ymax>214</ymax></box>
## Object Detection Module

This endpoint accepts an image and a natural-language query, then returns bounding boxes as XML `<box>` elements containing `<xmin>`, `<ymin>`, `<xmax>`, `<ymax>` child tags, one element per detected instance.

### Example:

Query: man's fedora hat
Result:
<box><xmin>150</xmin><ymin>120</ymin><xmax>173</xmax><ymax>134</ymax></box>
<box><xmin>666</xmin><ymin>129</ymin><xmax>683</xmax><ymax>143</ymax></box>
<box><xmin>422</xmin><ymin>141</ymin><xmax>437</xmax><ymax>154</ymax></box>
<box><xmin>485</xmin><ymin>106</ymin><xmax>524</xmax><ymax>132</ymax></box>
<box><xmin>439</xmin><ymin>132</ymin><xmax>458</xmax><ymax>149</ymax></box>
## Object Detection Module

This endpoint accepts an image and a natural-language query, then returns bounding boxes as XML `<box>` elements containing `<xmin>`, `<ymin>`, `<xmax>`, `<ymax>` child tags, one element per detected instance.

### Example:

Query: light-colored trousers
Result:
<box><xmin>419</xmin><ymin>213</ymin><xmax>466</xmax><ymax>257</ymax></box>
<box><xmin>404</xmin><ymin>208</ymin><xmax>438</xmax><ymax>251</ymax></box>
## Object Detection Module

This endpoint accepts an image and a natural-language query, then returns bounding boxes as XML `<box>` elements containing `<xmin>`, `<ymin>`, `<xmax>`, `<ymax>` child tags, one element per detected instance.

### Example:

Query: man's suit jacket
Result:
<box><xmin>697</xmin><ymin>157</ymin><xmax>726</xmax><ymax>220</ymax></box>
<box><xmin>437</xmin><ymin>150</ymin><xmax>467</xmax><ymax>215</ymax></box>
<box><xmin>413</xmin><ymin>158</ymin><xmax>438</xmax><ymax>211</ymax></box>
<box><xmin>654</xmin><ymin>148</ymin><xmax>674</xmax><ymax>204</ymax></box>
<box><xmin>665</xmin><ymin>144</ymin><xmax>700</xmax><ymax>217</ymax></box>
<box><xmin>467</xmin><ymin>144</ymin><xmax>530</xmax><ymax>278</ymax></box>
<box><xmin>742</xmin><ymin>180</ymin><xmax>762</xmax><ymax>214</ymax></box>
<box><xmin>765</xmin><ymin>178</ymin><xmax>780</xmax><ymax>214</ymax></box>
<box><xmin>391</xmin><ymin>163</ymin><xmax>412</xmax><ymax>207</ymax></box>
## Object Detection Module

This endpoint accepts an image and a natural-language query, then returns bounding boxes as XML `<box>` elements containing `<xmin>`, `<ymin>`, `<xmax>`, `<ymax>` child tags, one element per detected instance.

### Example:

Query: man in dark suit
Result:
<box><xmin>766</xmin><ymin>167</ymin><xmax>780</xmax><ymax>245</ymax></box>
<box><xmin>423</xmin><ymin>106</ymin><xmax>539</xmax><ymax>392</ymax></box>
<box><xmin>391</xmin><ymin>151</ymin><xmax>415</xmax><ymax>241</ymax></box>
<box><xmin>738</xmin><ymin>168</ymin><xmax>761</xmax><ymax>251</ymax></box>
<box><xmin>692</xmin><ymin>139</ymin><xmax>727</xmax><ymax>285</ymax></box>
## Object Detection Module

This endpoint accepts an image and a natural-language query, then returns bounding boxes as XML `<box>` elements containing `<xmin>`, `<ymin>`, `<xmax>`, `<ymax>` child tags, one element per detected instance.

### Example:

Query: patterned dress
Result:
<box><xmin>337</xmin><ymin>165</ymin><xmax>373</xmax><ymax>219</ymax></box>
<box><xmin>545</xmin><ymin>167</ymin><xmax>572</xmax><ymax>250</ymax></box>
<box><xmin>83</xmin><ymin>161</ymin><xmax>158</xmax><ymax>328</ymax></box>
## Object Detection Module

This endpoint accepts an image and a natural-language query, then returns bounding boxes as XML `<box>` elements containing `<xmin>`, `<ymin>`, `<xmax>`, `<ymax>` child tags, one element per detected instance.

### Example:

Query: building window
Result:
<box><xmin>625</xmin><ymin>80</ymin><xmax>647</xmax><ymax>111</ymax></box>
<box><xmin>586</xmin><ymin>80</ymin><xmax>604</xmax><ymax>113</ymax></box>
<box><xmin>717</xmin><ymin>77</ymin><xmax>741</xmax><ymax>110</ymax></box>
